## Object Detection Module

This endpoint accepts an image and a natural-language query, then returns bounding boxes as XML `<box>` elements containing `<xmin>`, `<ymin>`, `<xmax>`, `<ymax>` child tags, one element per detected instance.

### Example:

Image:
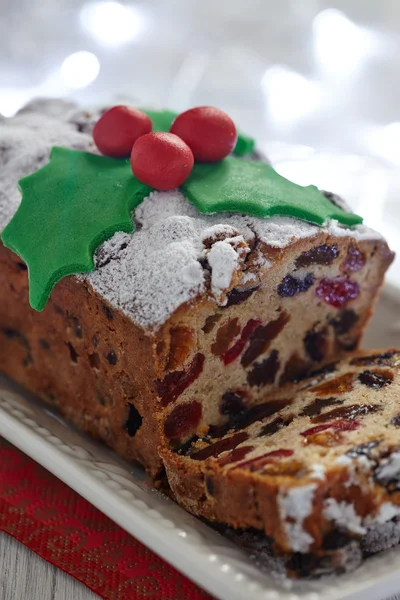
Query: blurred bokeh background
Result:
<box><xmin>1</xmin><ymin>0</ymin><xmax>400</xmax><ymax>282</ymax></box>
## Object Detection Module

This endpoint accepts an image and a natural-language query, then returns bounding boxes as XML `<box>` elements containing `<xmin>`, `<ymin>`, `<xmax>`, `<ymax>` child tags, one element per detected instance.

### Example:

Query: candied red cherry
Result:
<box><xmin>170</xmin><ymin>106</ymin><xmax>237</xmax><ymax>162</ymax></box>
<box><xmin>191</xmin><ymin>431</ymin><xmax>249</xmax><ymax>461</ymax></box>
<box><xmin>164</xmin><ymin>400</ymin><xmax>202</xmax><ymax>440</ymax></box>
<box><xmin>156</xmin><ymin>353</ymin><xmax>205</xmax><ymax>406</ymax></box>
<box><xmin>93</xmin><ymin>106</ymin><xmax>152</xmax><ymax>157</ymax></box>
<box><xmin>316</xmin><ymin>278</ymin><xmax>359</xmax><ymax>309</ymax></box>
<box><xmin>221</xmin><ymin>319</ymin><xmax>261</xmax><ymax>365</ymax></box>
<box><xmin>131</xmin><ymin>132</ymin><xmax>194</xmax><ymax>190</ymax></box>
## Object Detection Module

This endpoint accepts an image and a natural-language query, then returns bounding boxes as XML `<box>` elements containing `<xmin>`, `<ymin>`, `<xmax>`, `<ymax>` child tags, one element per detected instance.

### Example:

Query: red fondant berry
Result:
<box><xmin>170</xmin><ymin>106</ymin><xmax>237</xmax><ymax>162</ymax></box>
<box><xmin>131</xmin><ymin>132</ymin><xmax>194</xmax><ymax>190</ymax></box>
<box><xmin>93</xmin><ymin>106</ymin><xmax>152</xmax><ymax>158</ymax></box>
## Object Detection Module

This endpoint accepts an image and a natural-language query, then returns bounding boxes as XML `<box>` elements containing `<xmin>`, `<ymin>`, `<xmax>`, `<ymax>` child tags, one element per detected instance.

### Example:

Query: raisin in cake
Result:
<box><xmin>160</xmin><ymin>350</ymin><xmax>400</xmax><ymax>575</ymax></box>
<box><xmin>0</xmin><ymin>99</ymin><xmax>393</xmax><ymax>482</ymax></box>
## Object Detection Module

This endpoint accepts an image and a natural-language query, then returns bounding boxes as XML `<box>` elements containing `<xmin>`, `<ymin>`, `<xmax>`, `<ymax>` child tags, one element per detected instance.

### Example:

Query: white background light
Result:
<box><xmin>365</xmin><ymin>122</ymin><xmax>400</xmax><ymax>166</ymax></box>
<box><xmin>0</xmin><ymin>90</ymin><xmax>31</xmax><ymax>118</ymax></box>
<box><xmin>313</xmin><ymin>9</ymin><xmax>375</xmax><ymax>77</ymax></box>
<box><xmin>262</xmin><ymin>66</ymin><xmax>321</xmax><ymax>126</ymax></box>
<box><xmin>61</xmin><ymin>51</ymin><xmax>100</xmax><ymax>89</ymax></box>
<box><xmin>80</xmin><ymin>1</ymin><xmax>142</xmax><ymax>46</ymax></box>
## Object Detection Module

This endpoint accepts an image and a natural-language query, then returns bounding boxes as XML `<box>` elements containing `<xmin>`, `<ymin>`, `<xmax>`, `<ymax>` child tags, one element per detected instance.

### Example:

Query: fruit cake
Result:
<box><xmin>161</xmin><ymin>349</ymin><xmax>400</xmax><ymax>575</ymax></box>
<box><xmin>0</xmin><ymin>100</ymin><xmax>393</xmax><ymax>485</ymax></box>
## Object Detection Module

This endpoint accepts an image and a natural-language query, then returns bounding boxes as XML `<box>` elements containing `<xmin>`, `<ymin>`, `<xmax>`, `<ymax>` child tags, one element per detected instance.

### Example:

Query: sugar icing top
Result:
<box><xmin>0</xmin><ymin>99</ymin><xmax>384</xmax><ymax>330</ymax></box>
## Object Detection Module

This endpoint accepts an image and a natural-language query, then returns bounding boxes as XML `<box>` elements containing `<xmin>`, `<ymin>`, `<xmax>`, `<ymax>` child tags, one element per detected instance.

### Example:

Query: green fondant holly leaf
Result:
<box><xmin>181</xmin><ymin>157</ymin><xmax>363</xmax><ymax>227</ymax></box>
<box><xmin>233</xmin><ymin>131</ymin><xmax>255</xmax><ymax>156</ymax></box>
<box><xmin>141</xmin><ymin>108</ymin><xmax>255</xmax><ymax>156</ymax></box>
<box><xmin>1</xmin><ymin>147</ymin><xmax>152</xmax><ymax>311</ymax></box>
<box><xmin>141</xmin><ymin>108</ymin><xmax>179</xmax><ymax>133</ymax></box>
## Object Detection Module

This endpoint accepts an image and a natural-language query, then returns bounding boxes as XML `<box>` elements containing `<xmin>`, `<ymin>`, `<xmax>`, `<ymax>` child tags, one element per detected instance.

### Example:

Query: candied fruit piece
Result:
<box><xmin>278</xmin><ymin>273</ymin><xmax>314</xmax><ymax>297</ymax></box>
<box><xmin>241</xmin><ymin>311</ymin><xmax>290</xmax><ymax>368</ymax></box>
<box><xmin>230</xmin><ymin>398</ymin><xmax>292</xmax><ymax>431</ymax></box>
<box><xmin>66</xmin><ymin>342</ymin><xmax>79</xmax><ymax>364</ymax></box>
<box><xmin>212</xmin><ymin>318</ymin><xmax>241</xmax><ymax>356</ymax></box>
<box><xmin>202</xmin><ymin>313</ymin><xmax>222</xmax><ymax>334</ymax></box>
<box><xmin>306</xmin><ymin>430</ymin><xmax>345</xmax><ymax>447</ymax></box>
<box><xmin>247</xmin><ymin>349</ymin><xmax>280</xmax><ymax>387</ymax></box>
<box><xmin>88</xmin><ymin>352</ymin><xmax>100</xmax><ymax>369</ymax></box>
<box><xmin>304</xmin><ymin>327</ymin><xmax>328</xmax><ymax>362</ymax></box>
<box><xmin>330</xmin><ymin>309</ymin><xmax>359</xmax><ymax>335</ymax></box>
<box><xmin>164</xmin><ymin>401</ymin><xmax>202</xmax><ymax>440</ymax></box>
<box><xmin>346</xmin><ymin>440</ymin><xmax>380</xmax><ymax>459</ymax></box>
<box><xmin>221</xmin><ymin>319</ymin><xmax>261</xmax><ymax>366</ymax></box>
<box><xmin>105</xmin><ymin>350</ymin><xmax>118</xmax><ymax>365</ymax></box>
<box><xmin>156</xmin><ymin>353</ymin><xmax>205</xmax><ymax>406</ymax></box>
<box><xmin>341</xmin><ymin>246</ymin><xmax>366</xmax><ymax>273</ymax></box>
<box><xmin>262</xmin><ymin>458</ymin><xmax>304</xmax><ymax>477</ymax></box>
<box><xmin>295</xmin><ymin>244</ymin><xmax>339</xmax><ymax>268</ymax></box>
<box><xmin>279</xmin><ymin>353</ymin><xmax>310</xmax><ymax>384</ymax></box>
<box><xmin>234</xmin><ymin>449</ymin><xmax>294</xmax><ymax>472</ymax></box>
<box><xmin>125</xmin><ymin>403</ymin><xmax>143</xmax><ymax>437</ymax></box>
<box><xmin>220</xmin><ymin>392</ymin><xmax>246</xmax><ymax>416</ymax></box>
<box><xmin>67</xmin><ymin>314</ymin><xmax>83</xmax><ymax>339</ymax></box>
<box><xmin>224</xmin><ymin>286</ymin><xmax>260</xmax><ymax>307</ymax></box>
<box><xmin>301</xmin><ymin>420</ymin><xmax>359</xmax><ymax>438</ymax></box>
<box><xmin>259</xmin><ymin>415</ymin><xmax>294</xmax><ymax>437</ymax></box>
<box><xmin>167</xmin><ymin>327</ymin><xmax>194</xmax><ymax>370</ymax></box>
<box><xmin>191</xmin><ymin>431</ymin><xmax>249</xmax><ymax>461</ymax></box>
<box><xmin>300</xmin><ymin>397</ymin><xmax>343</xmax><ymax>418</ymax></box>
<box><xmin>214</xmin><ymin>398</ymin><xmax>292</xmax><ymax>437</ymax></box>
<box><xmin>311</xmin><ymin>372</ymin><xmax>354</xmax><ymax>395</ymax></box>
<box><xmin>218</xmin><ymin>445</ymin><xmax>255</xmax><ymax>467</ymax></box>
<box><xmin>316</xmin><ymin>278</ymin><xmax>359</xmax><ymax>308</ymax></box>
<box><xmin>350</xmin><ymin>351</ymin><xmax>399</xmax><ymax>367</ymax></box>
<box><xmin>102</xmin><ymin>303</ymin><xmax>114</xmax><ymax>320</ymax></box>
<box><xmin>311</xmin><ymin>403</ymin><xmax>380</xmax><ymax>423</ymax></box>
<box><xmin>358</xmin><ymin>369</ymin><xmax>393</xmax><ymax>389</ymax></box>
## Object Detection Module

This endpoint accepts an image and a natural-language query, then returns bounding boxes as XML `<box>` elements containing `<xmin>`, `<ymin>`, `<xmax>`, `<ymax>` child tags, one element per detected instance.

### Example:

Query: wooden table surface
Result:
<box><xmin>0</xmin><ymin>532</ymin><xmax>98</xmax><ymax>600</ymax></box>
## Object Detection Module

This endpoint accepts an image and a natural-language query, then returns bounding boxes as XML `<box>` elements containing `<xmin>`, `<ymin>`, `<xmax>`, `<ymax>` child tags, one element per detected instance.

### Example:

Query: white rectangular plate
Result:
<box><xmin>1</xmin><ymin>287</ymin><xmax>400</xmax><ymax>600</ymax></box>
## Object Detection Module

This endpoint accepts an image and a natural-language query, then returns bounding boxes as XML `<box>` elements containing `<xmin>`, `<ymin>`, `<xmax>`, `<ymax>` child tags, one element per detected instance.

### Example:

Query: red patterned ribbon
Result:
<box><xmin>0</xmin><ymin>437</ymin><xmax>213</xmax><ymax>600</ymax></box>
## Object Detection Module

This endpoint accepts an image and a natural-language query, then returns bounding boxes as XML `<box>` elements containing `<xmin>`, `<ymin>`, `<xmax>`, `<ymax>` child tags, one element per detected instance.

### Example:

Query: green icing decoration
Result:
<box><xmin>141</xmin><ymin>108</ymin><xmax>255</xmax><ymax>156</ymax></box>
<box><xmin>181</xmin><ymin>157</ymin><xmax>363</xmax><ymax>227</ymax></box>
<box><xmin>1</xmin><ymin>147</ymin><xmax>152</xmax><ymax>312</ymax></box>
<box><xmin>233</xmin><ymin>131</ymin><xmax>255</xmax><ymax>156</ymax></box>
<box><xmin>141</xmin><ymin>108</ymin><xmax>179</xmax><ymax>133</ymax></box>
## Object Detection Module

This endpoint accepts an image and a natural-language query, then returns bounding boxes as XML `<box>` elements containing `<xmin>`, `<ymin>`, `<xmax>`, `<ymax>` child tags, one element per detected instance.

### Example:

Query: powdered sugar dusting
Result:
<box><xmin>0</xmin><ymin>99</ymin><xmax>386</xmax><ymax>329</ymax></box>
<box><xmin>0</xmin><ymin>107</ymin><xmax>95</xmax><ymax>231</ymax></box>
<box><xmin>278</xmin><ymin>484</ymin><xmax>316</xmax><ymax>552</ymax></box>
<box><xmin>323</xmin><ymin>499</ymin><xmax>366</xmax><ymax>535</ymax></box>
<box><xmin>207</xmin><ymin>240</ymin><xmax>241</xmax><ymax>298</ymax></box>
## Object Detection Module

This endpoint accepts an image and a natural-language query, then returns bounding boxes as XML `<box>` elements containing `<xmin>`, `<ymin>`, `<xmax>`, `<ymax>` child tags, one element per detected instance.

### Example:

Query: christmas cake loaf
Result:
<box><xmin>0</xmin><ymin>100</ymin><xmax>393</xmax><ymax>483</ymax></box>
